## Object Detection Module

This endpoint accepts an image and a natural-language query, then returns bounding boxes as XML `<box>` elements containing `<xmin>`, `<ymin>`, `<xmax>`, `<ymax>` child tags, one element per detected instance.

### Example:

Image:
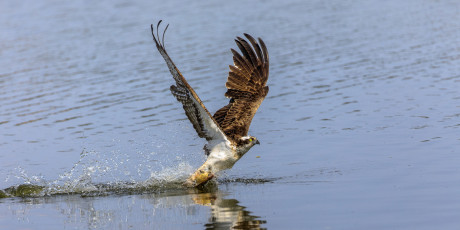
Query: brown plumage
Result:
<box><xmin>151</xmin><ymin>21</ymin><xmax>226</xmax><ymax>142</ymax></box>
<box><xmin>214</xmin><ymin>34</ymin><xmax>269</xmax><ymax>144</ymax></box>
<box><xmin>151</xmin><ymin>21</ymin><xmax>269</xmax><ymax>146</ymax></box>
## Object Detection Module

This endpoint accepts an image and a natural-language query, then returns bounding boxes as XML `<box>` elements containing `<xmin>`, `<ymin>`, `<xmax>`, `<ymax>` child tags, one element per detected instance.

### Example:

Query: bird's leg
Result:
<box><xmin>184</xmin><ymin>162</ymin><xmax>214</xmax><ymax>187</ymax></box>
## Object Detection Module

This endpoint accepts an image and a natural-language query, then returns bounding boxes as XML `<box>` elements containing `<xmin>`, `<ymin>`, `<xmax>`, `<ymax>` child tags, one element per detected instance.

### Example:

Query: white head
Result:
<box><xmin>236</xmin><ymin>135</ymin><xmax>260</xmax><ymax>156</ymax></box>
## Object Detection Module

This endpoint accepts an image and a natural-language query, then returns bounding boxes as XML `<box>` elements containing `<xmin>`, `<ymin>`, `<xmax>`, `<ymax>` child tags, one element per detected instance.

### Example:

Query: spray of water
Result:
<box><xmin>1</xmin><ymin>143</ymin><xmax>203</xmax><ymax>198</ymax></box>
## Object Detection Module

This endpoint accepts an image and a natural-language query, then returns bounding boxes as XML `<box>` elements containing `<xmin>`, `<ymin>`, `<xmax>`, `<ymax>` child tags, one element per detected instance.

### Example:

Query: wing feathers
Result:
<box><xmin>244</xmin><ymin>33</ymin><xmax>263</xmax><ymax>66</ymax></box>
<box><xmin>151</xmin><ymin>21</ymin><xmax>269</xmax><ymax>145</ymax></box>
<box><xmin>213</xmin><ymin>34</ymin><xmax>270</xmax><ymax>142</ymax></box>
<box><xmin>235</xmin><ymin>39</ymin><xmax>256</xmax><ymax>67</ymax></box>
<box><xmin>231</xmin><ymin>49</ymin><xmax>252</xmax><ymax>76</ymax></box>
<box><xmin>259</xmin><ymin>38</ymin><xmax>269</xmax><ymax>82</ymax></box>
<box><xmin>151</xmin><ymin>21</ymin><xmax>228</xmax><ymax>142</ymax></box>
<box><xmin>171</xmin><ymin>85</ymin><xmax>206</xmax><ymax>138</ymax></box>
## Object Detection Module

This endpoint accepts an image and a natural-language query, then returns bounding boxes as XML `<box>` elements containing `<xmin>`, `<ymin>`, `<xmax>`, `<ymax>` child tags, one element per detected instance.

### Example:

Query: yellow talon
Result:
<box><xmin>185</xmin><ymin>168</ymin><xmax>214</xmax><ymax>187</ymax></box>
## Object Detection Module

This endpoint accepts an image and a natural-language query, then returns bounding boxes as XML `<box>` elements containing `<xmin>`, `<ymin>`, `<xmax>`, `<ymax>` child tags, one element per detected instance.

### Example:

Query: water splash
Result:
<box><xmin>1</xmin><ymin>139</ymin><xmax>277</xmax><ymax>198</ymax></box>
<box><xmin>1</xmin><ymin>147</ymin><xmax>200</xmax><ymax>198</ymax></box>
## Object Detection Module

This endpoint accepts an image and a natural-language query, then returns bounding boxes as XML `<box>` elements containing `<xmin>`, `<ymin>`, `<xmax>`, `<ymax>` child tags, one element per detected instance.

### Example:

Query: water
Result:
<box><xmin>1</xmin><ymin>0</ymin><xmax>459</xmax><ymax>229</ymax></box>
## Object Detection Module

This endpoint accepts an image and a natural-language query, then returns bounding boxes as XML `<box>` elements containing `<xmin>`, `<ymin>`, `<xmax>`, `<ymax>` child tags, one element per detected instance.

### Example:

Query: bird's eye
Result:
<box><xmin>249</xmin><ymin>138</ymin><xmax>253</xmax><ymax>142</ymax></box>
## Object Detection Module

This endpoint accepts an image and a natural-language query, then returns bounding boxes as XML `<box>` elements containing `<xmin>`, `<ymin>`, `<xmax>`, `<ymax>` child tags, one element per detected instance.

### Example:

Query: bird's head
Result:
<box><xmin>237</xmin><ymin>135</ymin><xmax>260</xmax><ymax>155</ymax></box>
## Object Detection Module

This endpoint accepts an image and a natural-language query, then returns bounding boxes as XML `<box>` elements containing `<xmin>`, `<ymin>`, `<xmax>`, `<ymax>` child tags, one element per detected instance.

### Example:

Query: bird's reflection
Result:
<box><xmin>190</xmin><ymin>189</ymin><xmax>267</xmax><ymax>230</ymax></box>
<box><xmin>3</xmin><ymin>182</ymin><xmax>267</xmax><ymax>229</ymax></box>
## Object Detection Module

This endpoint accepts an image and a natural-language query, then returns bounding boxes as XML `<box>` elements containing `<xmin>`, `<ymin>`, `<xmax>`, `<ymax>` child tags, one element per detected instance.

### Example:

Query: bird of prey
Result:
<box><xmin>150</xmin><ymin>21</ymin><xmax>269</xmax><ymax>187</ymax></box>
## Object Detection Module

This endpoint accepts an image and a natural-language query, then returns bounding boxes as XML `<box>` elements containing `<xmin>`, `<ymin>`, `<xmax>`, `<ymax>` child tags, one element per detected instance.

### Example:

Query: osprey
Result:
<box><xmin>150</xmin><ymin>21</ymin><xmax>269</xmax><ymax>187</ymax></box>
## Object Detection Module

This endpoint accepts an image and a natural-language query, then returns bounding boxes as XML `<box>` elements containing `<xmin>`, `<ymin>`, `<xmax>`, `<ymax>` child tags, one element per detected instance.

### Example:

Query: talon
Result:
<box><xmin>185</xmin><ymin>169</ymin><xmax>214</xmax><ymax>187</ymax></box>
<box><xmin>196</xmin><ymin>173</ymin><xmax>214</xmax><ymax>186</ymax></box>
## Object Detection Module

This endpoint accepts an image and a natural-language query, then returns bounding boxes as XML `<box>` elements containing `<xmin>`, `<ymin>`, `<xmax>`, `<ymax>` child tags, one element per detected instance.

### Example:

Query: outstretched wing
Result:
<box><xmin>151</xmin><ymin>21</ymin><xmax>228</xmax><ymax>142</ymax></box>
<box><xmin>213</xmin><ymin>34</ymin><xmax>269</xmax><ymax>143</ymax></box>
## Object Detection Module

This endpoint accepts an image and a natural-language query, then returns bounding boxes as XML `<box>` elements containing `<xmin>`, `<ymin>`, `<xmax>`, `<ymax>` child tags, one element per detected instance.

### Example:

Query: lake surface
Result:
<box><xmin>1</xmin><ymin>0</ymin><xmax>459</xmax><ymax>229</ymax></box>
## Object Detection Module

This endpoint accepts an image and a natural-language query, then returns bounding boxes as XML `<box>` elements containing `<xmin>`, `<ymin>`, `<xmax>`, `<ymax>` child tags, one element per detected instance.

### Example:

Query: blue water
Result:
<box><xmin>1</xmin><ymin>0</ymin><xmax>459</xmax><ymax>229</ymax></box>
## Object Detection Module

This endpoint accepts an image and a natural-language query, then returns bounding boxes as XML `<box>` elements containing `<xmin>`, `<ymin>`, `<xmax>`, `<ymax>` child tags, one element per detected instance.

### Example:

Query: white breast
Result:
<box><xmin>206</xmin><ymin>140</ymin><xmax>238</xmax><ymax>172</ymax></box>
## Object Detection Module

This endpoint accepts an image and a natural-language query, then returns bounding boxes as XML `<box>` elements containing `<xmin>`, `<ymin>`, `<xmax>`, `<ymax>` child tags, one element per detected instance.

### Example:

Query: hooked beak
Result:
<box><xmin>255</xmin><ymin>140</ymin><xmax>260</xmax><ymax>145</ymax></box>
